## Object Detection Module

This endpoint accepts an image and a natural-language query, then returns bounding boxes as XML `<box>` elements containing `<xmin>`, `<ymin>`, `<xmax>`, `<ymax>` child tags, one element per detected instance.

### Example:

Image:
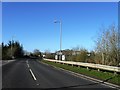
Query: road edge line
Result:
<box><xmin>40</xmin><ymin>60</ymin><xmax>120</xmax><ymax>89</ymax></box>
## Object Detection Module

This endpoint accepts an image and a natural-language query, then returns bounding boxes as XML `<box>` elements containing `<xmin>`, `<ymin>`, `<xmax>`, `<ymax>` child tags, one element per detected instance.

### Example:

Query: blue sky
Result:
<box><xmin>2</xmin><ymin>2</ymin><xmax>118</xmax><ymax>52</ymax></box>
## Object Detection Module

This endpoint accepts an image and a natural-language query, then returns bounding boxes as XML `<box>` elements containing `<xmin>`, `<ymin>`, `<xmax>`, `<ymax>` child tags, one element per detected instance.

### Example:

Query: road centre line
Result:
<box><xmin>29</xmin><ymin>69</ymin><xmax>37</xmax><ymax>81</ymax></box>
<box><xmin>26</xmin><ymin>60</ymin><xmax>30</xmax><ymax>68</ymax></box>
<box><xmin>27</xmin><ymin>64</ymin><xmax>30</xmax><ymax>68</ymax></box>
<box><xmin>27</xmin><ymin>60</ymin><xmax>37</xmax><ymax>81</ymax></box>
<box><xmin>26</xmin><ymin>60</ymin><xmax>28</xmax><ymax>64</ymax></box>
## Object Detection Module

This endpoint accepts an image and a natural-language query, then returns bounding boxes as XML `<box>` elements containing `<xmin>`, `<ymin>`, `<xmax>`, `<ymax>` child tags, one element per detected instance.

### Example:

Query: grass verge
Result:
<box><xmin>41</xmin><ymin>60</ymin><xmax>120</xmax><ymax>85</ymax></box>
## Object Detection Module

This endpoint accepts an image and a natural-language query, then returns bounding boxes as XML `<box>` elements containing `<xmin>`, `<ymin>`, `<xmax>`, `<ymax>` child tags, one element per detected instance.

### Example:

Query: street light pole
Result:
<box><xmin>11</xmin><ymin>35</ymin><xmax>15</xmax><ymax>59</ymax></box>
<box><xmin>54</xmin><ymin>19</ymin><xmax>62</xmax><ymax>60</ymax></box>
<box><xmin>11</xmin><ymin>36</ymin><xmax>13</xmax><ymax>59</ymax></box>
<box><xmin>60</xmin><ymin>20</ymin><xmax>62</xmax><ymax>58</ymax></box>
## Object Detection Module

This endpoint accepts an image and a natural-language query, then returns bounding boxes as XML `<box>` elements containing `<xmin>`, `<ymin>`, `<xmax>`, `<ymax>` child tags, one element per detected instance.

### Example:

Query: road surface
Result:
<box><xmin>2</xmin><ymin>59</ymin><xmax>118</xmax><ymax>89</ymax></box>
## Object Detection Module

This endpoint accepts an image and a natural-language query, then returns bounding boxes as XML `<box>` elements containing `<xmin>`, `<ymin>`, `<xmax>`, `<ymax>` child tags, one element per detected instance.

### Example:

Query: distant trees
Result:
<box><xmin>54</xmin><ymin>47</ymin><xmax>90</xmax><ymax>62</ymax></box>
<box><xmin>25</xmin><ymin>49</ymin><xmax>43</xmax><ymax>59</ymax></box>
<box><xmin>2</xmin><ymin>40</ymin><xmax>24</xmax><ymax>60</ymax></box>
<box><xmin>44</xmin><ymin>49</ymin><xmax>55</xmax><ymax>59</ymax></box>
<box><xmin>76</xmin><ymin>48</ymin><xmax>88</xmax><ymax>62</ymax></box>
<box><xmin>68</xmin><ymin>47</ymin><xmax>88</xmax><ymax>62</ymax></box>
<box><xmin>33</xmin><ymin>49</ymin><xmax>42</xmax><ymax>58</ymax></box>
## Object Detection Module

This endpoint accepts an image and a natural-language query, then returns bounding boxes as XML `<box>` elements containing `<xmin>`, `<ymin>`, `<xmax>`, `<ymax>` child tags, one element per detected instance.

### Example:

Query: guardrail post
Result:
<box><xmin>114</xmin><ymin>71</ymin><xmax>117</xmax><ymax>75</ymax></box>
<box><xmin>72</xmin><ymin>64</ymin><xmax>73</xmax><ymax>67</ymax></box>
<box><xmin>87</xmin><ymin>67</ymin><xmax>89</xmax><ymax>70</ymax></box>
<box><xmin>98</xmin><ymin>69</ymin><xmax>100</xmax><ymax>71</ymax></box>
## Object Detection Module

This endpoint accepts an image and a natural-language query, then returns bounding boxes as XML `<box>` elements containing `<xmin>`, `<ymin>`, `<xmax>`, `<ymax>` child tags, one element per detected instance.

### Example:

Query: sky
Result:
<box><xmin>2</xmin><ymin>2</ymin><xmax>118</xmax><ymax>53</ymax></box>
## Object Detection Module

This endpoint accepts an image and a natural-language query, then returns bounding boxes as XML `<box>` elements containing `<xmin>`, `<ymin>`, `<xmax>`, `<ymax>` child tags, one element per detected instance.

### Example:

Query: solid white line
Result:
<box><xmin>57</xmin><ymin>67</ymin><xmax>120</xmax><ymax>89</ymax></box>
<box><xmin>41</xmin><ymin>61</ymin><xmax>120</xmax><ymax>89</ymax></box>
<box><xmin>29</xmin><ymin>69</ymin><xmax>37</xmax><ymax>81</ymax></box>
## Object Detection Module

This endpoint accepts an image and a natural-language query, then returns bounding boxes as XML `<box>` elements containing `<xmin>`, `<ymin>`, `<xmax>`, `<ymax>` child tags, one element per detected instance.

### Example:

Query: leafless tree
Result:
<box><xmin>95</xmin><ymin>24</ymin><xmax>119</xmax><ymax>66</ymax></box>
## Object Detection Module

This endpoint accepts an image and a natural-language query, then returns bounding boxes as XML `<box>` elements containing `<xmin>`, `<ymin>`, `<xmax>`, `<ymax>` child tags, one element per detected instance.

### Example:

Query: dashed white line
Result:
<box><xmin>26</xmin><ymin>60</ymin><xmax>28</xmax><ymax>64</ymax></box>
<box><xmin>29</xmin><ymin>69</ymin><xmax>37</xmax><ymax>81</ymax></box>
<box><xmin>27</xmin><ymin>64</ymin><xmax>30</xmax><ymax>68</ymax></box>
<box><xmin>26</xmin><ymin>60</ymin><xmax>37</xmax><ymax>81</ymax></box>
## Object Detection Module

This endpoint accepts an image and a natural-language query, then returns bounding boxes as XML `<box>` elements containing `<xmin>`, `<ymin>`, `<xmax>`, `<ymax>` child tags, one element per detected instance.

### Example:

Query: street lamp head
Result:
<box><xmin>54</xmin><ymin>20</ymin><xmax>60</xmax><ymax>23</ymax></box>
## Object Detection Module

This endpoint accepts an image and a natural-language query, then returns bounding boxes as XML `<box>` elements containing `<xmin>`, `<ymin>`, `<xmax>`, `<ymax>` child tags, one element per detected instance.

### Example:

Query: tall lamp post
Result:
<box><xmin>54</xmin><ymin>19</ymin><xmax>62</xmax><ymax>60</ymax></box>
<box><xmin>11</xmin><ymin>35</ymin><xmax>15</xmax><ymax>59</ymax></box>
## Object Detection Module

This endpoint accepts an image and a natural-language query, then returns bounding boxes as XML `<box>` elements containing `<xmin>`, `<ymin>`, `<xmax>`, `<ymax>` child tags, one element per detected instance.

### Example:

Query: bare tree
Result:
<box><xmin>95</xmin><ymin>24</ymin><xmax>119</xmax><ymax>66</ymax></box>
<box><xmin>33</xmin><ymin>49</ymin><xmax>42</xmax><ymax>57</ymax></box>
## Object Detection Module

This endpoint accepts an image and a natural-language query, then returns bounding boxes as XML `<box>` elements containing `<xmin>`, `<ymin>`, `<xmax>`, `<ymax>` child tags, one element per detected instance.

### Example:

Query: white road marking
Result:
<box><xmin>57</xmin><ymin>66</ymin><xmax>119</xmax><ymax>89</ymax></box>
<box><xmin>36</xmin><ymin>83</ymin><xmax>40</xmax><ymax>85</ymax></box>
<box><xmin>41</xmin><ymin>61</ymin><xmax>120</xmax><ymax>89</ymax></box>
<box><xmin>26</xmin><ymin>60</ymin><xmax>28</xmax><ymax>64</ymax></box>
<box><xmin>27</xmin><ymin>64</ymin><xmax>30</xmax><ymax>68</ymax></box>
<box><xmin>26</xmin><ymin>60</ymin><xmax>30</xmax><ymax>68</ymax></box>
<box><xmin>1</xmin><ymin>60</ymin><xmax>15</xmax><ymax>66</ymax></box>
<box><xmin>29</xmin><ymin>69</ymin><xmax>37</xmax><ymax>81</ymax></box>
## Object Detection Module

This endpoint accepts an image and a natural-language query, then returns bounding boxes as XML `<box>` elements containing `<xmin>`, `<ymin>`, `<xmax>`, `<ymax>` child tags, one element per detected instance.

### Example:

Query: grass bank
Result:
<box><xmin>41</xmin><ymin>60</ymin><xmax>120</xmax><ymax>85</ymax></box>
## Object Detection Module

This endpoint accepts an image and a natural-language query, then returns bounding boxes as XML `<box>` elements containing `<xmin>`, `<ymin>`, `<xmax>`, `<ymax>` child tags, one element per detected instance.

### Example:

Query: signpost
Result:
<box><xmin>55</xmin><ymin>55</ymin><xmax>58</xmax><ymax>60</ymax></box>
<box><xmin>62</xmin><ymin>55</ymin><xmax>65</xmax><ymax>60</ymax></box>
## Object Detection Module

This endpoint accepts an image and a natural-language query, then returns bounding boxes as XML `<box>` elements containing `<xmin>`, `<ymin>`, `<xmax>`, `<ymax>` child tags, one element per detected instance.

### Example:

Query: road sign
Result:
<box><xmin>55</xmin><ymin>55</ymin><xmax>58</xmax><ymax>60</ymax></box>
<box><xmin>62</xmin><ymin>55</ymin><xmax>65</xmax><ymax>60</ymax></box>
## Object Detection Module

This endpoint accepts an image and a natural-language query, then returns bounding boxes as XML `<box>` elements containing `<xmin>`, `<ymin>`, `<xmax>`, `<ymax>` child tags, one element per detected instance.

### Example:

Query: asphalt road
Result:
<box><xmin>2</xmin><ymin>59</ymin><xmax>118</xmax><ymax>89</ymax></box>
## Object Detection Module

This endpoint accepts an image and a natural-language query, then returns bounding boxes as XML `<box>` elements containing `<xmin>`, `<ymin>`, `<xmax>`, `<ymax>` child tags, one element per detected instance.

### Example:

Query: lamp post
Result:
<box><xmin>11</xmin><ymin>36</ymin><xmax>13</xmax><ymax>59</ymax></box>
<box><xmin>54</xmin><ymin>19</ymin><xmax>62</xmax><ymax>60</ymax></box>
<box><xmin>11</xmin><ymin>35</ymin><xmax>15</xmax><ymax>59</ymax></box>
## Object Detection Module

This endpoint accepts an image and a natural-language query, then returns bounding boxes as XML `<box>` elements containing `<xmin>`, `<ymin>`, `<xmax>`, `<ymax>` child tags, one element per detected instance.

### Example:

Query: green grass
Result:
<box><xmin>41</xmin><ymin>60</ymin><xmax>120</xmax><ymax>85</ymax></box>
